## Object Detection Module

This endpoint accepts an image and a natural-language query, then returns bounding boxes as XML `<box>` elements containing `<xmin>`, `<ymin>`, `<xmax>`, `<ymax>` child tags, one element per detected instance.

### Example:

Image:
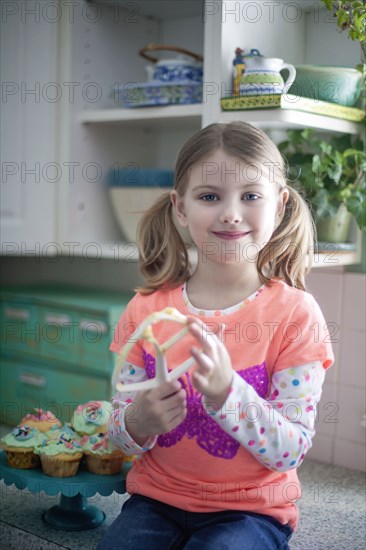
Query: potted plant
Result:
<box><xmin>278</xmin><ymin>128</ymin><xmax>366</xmax><ymax>242</ymax></box>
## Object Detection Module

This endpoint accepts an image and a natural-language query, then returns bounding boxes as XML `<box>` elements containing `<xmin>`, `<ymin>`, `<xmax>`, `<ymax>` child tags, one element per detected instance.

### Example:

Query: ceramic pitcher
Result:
<box><xmin>240</xmin><ymin>49</ymin><xmax>296</xmax><ymax>95</ymax></box>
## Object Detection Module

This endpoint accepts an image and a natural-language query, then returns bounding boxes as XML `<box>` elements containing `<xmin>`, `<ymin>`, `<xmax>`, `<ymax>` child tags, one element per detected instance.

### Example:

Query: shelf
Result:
<box><xmin>99</xmin><ymin>242</ymin><xmax>139</xmax><ymax>261</ymax></box>
<box><xmin>313</xmin><ymin>250</ymin><xmax>362</xmax><ymax>268</ymax></box>
<box><xmin>79</xmin><ymin>104</ymin><xmax>203</xmax><ymax>129</ymax></box>
<box><xmin>94</xmin><ymin>241</ymin><xmax>361</xmax><ymax>268</ymax></box>
<box><xmin>57</xmin><ymin>242</ymin><xmax>140</xmax><ymax>261</ymax></box>
<box><xmin>219</xmin><ymin>109</ymin><xmax>363</xmax><ymax>135</ymax></box>
<box><xmin>79</xmin><ymin>104</ymin><xmax>362</xmax><ymax>135</ymax></box>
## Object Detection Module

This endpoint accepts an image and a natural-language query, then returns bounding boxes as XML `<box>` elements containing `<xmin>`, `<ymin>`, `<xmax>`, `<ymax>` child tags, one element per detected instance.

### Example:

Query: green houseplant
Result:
<box><xmin>321</xmin><ymin>1</ymin><xmax>366</xmax><ymax>70</ymax></box>
<box><xmin>278</xmin><ymin>128</ymin><xmax>366</xmax><ymax>242</ymax></box>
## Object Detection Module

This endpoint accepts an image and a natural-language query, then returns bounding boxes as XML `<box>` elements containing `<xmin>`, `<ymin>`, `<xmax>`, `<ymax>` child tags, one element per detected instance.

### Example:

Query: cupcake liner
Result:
<box><xmin>4</xmin><ymin>448</ymin><xmax>40</xmax><ymax>469</ymax></box>
<box><xmin>40</xmin><ymin>453</ymin><xmax>82</xmax><ymax>477</ymax></box>
<box><xmin>85</xmin><ymin>452</ymin><xmax>124</xmax><ymax>475</ymax></box>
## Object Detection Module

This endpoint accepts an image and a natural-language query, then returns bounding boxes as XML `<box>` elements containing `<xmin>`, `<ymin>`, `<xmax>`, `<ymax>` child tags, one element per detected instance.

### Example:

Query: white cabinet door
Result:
<box><xmin>1</xmin><ymin>4</ymin><xmax>58</xmax><ymax>254</ymax></box>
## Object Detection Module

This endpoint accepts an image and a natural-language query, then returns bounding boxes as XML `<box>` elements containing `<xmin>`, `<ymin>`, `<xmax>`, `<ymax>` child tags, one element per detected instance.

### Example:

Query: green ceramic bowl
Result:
<box><xmin>287</xmin><ymin>65</ymin><xmax>364</xmax><ymax>107</ymax></box>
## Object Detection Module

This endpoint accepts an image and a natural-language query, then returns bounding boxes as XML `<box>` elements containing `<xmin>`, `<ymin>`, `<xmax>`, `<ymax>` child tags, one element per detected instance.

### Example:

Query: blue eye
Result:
<box><xmin>200</xmin><ymin>194</ymin><xmax>218</xmax><ymax>201</ymax></box>
<box><xmin>244</xmin><ymin>193</ymin><xmax>259</xmax><ymax>201</ymax></box>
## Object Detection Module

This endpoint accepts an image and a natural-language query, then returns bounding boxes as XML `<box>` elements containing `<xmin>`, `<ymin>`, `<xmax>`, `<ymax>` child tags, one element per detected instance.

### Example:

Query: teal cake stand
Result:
<box><xmin>0</xmin><ymin>451</ymin><xmax>129</xmax><ymax>530</ymax></box>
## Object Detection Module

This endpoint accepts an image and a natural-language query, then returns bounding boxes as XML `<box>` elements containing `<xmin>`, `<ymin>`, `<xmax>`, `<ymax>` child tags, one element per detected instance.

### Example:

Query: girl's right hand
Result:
<box><xmin>125</xmin><ymin>380</ymin><xmax>187</xmax><ymax>446</ymax></box>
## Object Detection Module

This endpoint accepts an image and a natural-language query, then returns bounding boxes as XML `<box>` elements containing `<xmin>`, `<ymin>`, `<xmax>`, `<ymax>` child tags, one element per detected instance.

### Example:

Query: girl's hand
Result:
<box><xmin>125</xmin><ymin>380</ymin><xmax>187</xmax><ymax>446</ymax></box>
<box><xmin>187</xmin><ymin>316</ymin><xmax>234</xmax><ymax>408</ymax></box>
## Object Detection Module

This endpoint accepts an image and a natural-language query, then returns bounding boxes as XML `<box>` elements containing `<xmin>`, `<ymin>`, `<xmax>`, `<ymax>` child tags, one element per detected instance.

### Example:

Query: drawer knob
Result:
<box><xmin>5</xmin><ymin>308</ymin><xmax>30</xmax><ymax>321</ymax></box>
<box><xmin>80</xmin><ymin>319</ymin><xmax>108</xmax><ymax>334</ymax></box>
<box><xmin>19</xmin><ymin>372</ymin><xmax>47</xmax><ymax>388</ymax></box>
<box><xmin>45</xmin><ymin>314</ymin><xmax>72</xmax><ymax>326</ymax></box>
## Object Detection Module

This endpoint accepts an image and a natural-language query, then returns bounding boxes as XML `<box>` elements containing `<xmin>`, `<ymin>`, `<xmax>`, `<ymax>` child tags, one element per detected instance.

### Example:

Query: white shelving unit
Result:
<box><xmin>70</xmin><ymin>0</ymin><xmax>363</xmax><ymax>267</ymax></box>
<box><xmin>1</xmin><ymin>0</ymin><xmax>363</xmax><ymax>268</ymax></box>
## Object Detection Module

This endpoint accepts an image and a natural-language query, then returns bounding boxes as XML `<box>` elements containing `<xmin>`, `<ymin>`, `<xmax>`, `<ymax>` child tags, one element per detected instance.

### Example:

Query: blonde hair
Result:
<box><xmin>137</xmin><ymin>121</ymin><xmax>314</xmax><ymax>294</ymax></box>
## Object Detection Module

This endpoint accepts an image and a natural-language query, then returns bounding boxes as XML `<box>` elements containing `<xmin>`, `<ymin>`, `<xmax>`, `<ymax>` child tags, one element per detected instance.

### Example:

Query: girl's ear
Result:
<box><xmin>171</xmin><ymin>190</ymin><xmax>188</xmax><ymax>227</ymax></box>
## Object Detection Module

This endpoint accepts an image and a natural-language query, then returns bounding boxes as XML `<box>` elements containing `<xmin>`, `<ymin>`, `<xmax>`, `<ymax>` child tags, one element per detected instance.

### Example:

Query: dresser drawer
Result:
<box><xmin>0</xmin><ymin>356</ymin><xmax>111</xmax><ymax>425</ymax></box>
<box><xmin>0</xmin><ymin>287</ymin><xmax>130</xmax><ymax>418</ymax></box>
<box><xmin>0</xmin><ymin>301</ymin><xmax>40</xmax><ymax>355</ymax></box>
<box><xmin>39</xmin><ymin>306</ymin><xmax>79</xmax><ymax>364</ymax></box>
<box><xmin>79</xmin><ymin>312</ymin><xmax>114</xmax><ymax>373</ymax></box>
<box><xmin>38</xmin><ymin>307</ymin><xmax>115</xmax><ymax>373</ymax></box>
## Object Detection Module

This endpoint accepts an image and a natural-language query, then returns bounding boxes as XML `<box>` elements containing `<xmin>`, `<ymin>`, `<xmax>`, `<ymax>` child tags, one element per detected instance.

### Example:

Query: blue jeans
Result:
<box><xmin>96</xmin><ymin>494</ymin><xmax>293</xmax><ymax>550</ymax></box>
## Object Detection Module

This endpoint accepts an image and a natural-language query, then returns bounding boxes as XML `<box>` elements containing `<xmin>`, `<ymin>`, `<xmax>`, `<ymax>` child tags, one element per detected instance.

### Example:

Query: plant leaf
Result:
<box><xmin>346</xmin><ymin>195</ymin><xmax>366</xmax><ymax>229</ymax></box>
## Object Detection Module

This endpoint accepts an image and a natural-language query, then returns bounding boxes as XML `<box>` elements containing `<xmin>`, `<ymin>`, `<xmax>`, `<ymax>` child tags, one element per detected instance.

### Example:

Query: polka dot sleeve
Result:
<box><xmin>203</xmin><ymin>361</ymin><xmax>325</xmax><ymax>471</ymax></box>
<box><xmin>108</xmin><ymin>362</ymin><xmax>157</xmax><ymax>456</ymax></box>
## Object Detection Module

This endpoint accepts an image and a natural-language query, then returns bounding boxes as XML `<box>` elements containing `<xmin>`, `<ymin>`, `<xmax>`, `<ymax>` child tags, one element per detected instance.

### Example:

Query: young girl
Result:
<box><xmin>97</xmin><ymin>122</ymin><xmax>334</xmax><ymax>550</ymax></box>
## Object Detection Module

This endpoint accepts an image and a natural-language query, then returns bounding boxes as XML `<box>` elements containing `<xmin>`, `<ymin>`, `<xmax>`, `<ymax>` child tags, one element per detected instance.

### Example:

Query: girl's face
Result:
<box><xmin>171</xmin><ymin>149</ymin><xmax>288</xmax><ymax>264</ymax></box>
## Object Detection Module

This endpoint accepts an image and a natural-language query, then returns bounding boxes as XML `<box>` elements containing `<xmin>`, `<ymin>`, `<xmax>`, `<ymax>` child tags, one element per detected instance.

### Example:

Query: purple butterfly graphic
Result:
<box><xmin>143</xmin><ymin>350</ymin><xmax>269</xmax><ymax>460</ymax></box>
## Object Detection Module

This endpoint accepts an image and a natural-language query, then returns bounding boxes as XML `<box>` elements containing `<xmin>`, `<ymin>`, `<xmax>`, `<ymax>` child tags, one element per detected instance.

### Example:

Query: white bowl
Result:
<box><xmin>109</xmin><ymin>187</ymin><xmax>191</xmax><ymax>244</ymax></box>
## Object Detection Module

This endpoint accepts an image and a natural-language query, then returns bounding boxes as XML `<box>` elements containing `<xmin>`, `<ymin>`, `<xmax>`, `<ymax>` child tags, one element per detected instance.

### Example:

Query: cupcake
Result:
<box><xmin>34</xmin><ymin>432</ymin><xmax>83</xmax><ymax>477</ymax></box>
<box><xmin>80</xmin><ymin>432</ymin><xmax>124</xmax><ymax>475</ymax></box>
<box><xmin>71</xmin><ymin>401</ymin><xmax>112</xmax><ymax>436</ymax></box>
<box><xmin>1</xmin><ymin>425</ymin><xmax>46</xmax><ymax>469</ymax></box>
<box><xmin>45</xmin><ymin>423</ymin><xmax>76</xmax><ymax>442</ymax></box>
<box><xmin>20</xmin><ymin>408</ymin><xmax>62</xmax><ymax>433</ymax></box>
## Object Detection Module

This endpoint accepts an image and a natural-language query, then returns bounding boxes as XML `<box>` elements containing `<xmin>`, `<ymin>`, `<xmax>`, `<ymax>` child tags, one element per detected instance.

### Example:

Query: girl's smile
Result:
<box><xmin>211</xmin><ymin>230</ymin><xmax>251</xmax><ymax>240</ymax></box>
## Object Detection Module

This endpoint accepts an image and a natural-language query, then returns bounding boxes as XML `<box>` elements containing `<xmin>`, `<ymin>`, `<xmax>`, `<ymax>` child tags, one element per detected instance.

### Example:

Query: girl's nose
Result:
<box><xmin>219</xmin><ymin>203</ymin><xmax>242</xmax><ymax>224</ymax></box>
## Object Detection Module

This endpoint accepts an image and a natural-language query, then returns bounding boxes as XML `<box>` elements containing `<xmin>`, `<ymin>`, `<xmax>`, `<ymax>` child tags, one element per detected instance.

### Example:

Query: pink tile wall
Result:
<box><xmin>306</xmin><ymin>271</ymin><xmax>366</xmax><ymax>471</ymax></box>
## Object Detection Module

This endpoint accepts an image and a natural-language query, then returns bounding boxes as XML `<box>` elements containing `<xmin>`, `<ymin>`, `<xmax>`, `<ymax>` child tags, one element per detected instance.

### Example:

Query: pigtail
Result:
<box><xmin>136</xmin><ymin>192</ymin><xmax>191</xmax><ymax>295</ymax></box>
<box><xmin>257</xmin><ymin>186</ymin><xmax>315</xmax><ymax>291</ymax></box>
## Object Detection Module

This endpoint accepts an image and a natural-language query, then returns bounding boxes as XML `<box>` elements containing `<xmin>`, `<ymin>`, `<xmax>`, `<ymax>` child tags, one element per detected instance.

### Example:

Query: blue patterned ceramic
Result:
<box><xmin>152</xmin><ymin>61</ymin><xmax>203</xmax><ymax>83</ymax></box>
<box><xmin>111</xmin><ymin>81</ymin><xmax>202</xmax><ymax>107</ymax></box>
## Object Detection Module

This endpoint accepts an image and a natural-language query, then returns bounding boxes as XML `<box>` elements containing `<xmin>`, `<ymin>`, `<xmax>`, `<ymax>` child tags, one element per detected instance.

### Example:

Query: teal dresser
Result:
<box><xmin>0</xmin><ymin>286</ymin><xmax>134</xmax><ymax>426</ymax></box>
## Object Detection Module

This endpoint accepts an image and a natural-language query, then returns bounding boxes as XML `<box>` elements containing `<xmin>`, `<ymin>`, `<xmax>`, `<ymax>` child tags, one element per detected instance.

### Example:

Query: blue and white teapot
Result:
<box><xmin>139</xmin><ymin>44</ymin><xmax>203</xmax><ymax>84</ymax></box>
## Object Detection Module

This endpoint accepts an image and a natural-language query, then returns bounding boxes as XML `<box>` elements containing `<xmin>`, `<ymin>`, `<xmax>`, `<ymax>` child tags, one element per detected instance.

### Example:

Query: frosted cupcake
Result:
<box><xmin>45</xmin><ymin>423</ymin><xmax>76</xmax><ymax>442</ymax></box>
<box><xmin>1</xmin><ymin>425</ymin><xmax>46</xmax><ymax>469</ymax></box>
<box><xmin>71</xmin><ymin>401</ymin><xmax>112</xmax><ymax>436</ymax></box>
<box><xmin>19</xmin><ymin>408</ymin><xmax>62</xmax><ymax>433</ymax></box>
<box><xmin>35</xmin><ymin>433</ymin><xmax>83</xmax><ymax>477</ymax></box>
<box><xmin>80</xmin><ymin>432</ymin><xmax>124</xmax><ymax>475</ymax></box>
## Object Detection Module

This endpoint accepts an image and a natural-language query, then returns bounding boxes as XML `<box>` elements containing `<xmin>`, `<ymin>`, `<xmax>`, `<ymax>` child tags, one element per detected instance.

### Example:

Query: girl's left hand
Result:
<box><xmin>187</xmin><ymin>316</ymin><xmax>234</xmax><ymax>408</ymax></box>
